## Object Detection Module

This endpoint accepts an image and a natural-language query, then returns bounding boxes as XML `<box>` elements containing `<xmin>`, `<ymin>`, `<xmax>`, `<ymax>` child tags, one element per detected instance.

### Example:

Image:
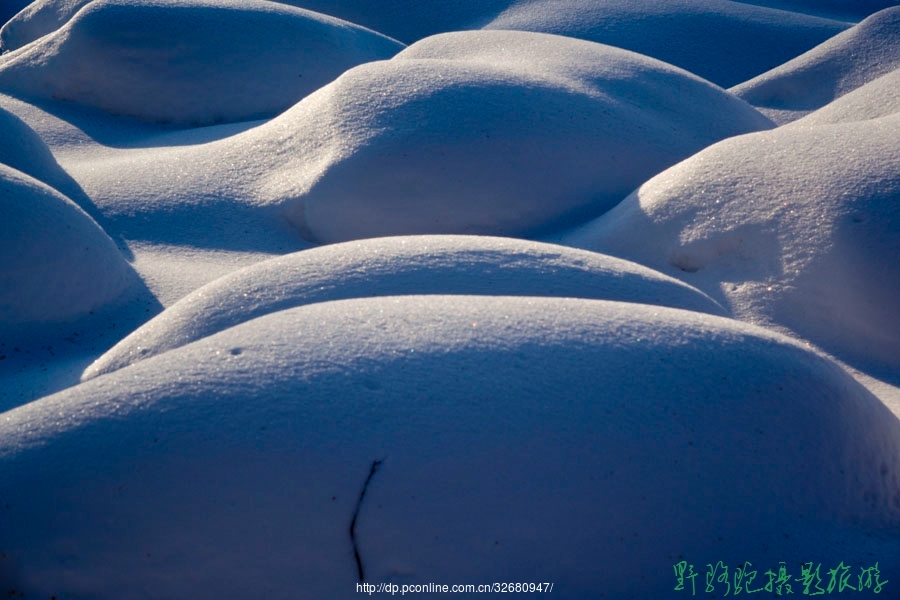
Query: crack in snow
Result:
<box><xmin>350</xmin><ymin>458</ymin><xmax>384</xmax><ymax>582</ymax></box>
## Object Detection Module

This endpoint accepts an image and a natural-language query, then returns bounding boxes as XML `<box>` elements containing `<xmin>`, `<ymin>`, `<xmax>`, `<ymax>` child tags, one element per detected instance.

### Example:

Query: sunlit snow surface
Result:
<box><xmin>1</xmin><ymin>1</ymin><xmax>899</xmax><ymax>598</ymax></box>
<box><xmin>731</xmin><ymin>6</ymin><xmax>900</xmax><ymax>122</ymax></box>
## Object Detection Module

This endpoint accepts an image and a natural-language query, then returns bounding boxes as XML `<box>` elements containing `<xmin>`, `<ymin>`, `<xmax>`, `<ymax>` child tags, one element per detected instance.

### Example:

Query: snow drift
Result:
<box><xmin>53</xmin><ymin>30</ymin><xmax>771</xmax><ymax>249</ymax></box>
<box><xmin>0</xmin><ymin>105</ymin><xmax>85</xmax><ymax>202</ymax></box>
<box><xmin>274</xmin><ymin>0</ymin><xmax>511</xmax><ymax>43</ymax></box>
<box><xmin>790</xmin><ymin>66</ymin><xmax>900</xmax><ymax>126</ymax></box>
<box><xmin>2</xmin><ymin>296</ymin><xmax>899</xmax><ymax>599</ymax></box>
<box><xmin>0</xmin><ymin>0</ymin><xmax>504</xmax><ymax>51</ymax></box>
<box><xmin>733</xmin><ymin>0</ymin><xmax>899</xmax><ymax>21</ymax></box>
<box><xmin>83</xmin><ymin>235</ymin><xmax>726</xmax><ymax>379</ymax></box>
<box><xmin>0</xmin><ymin>164</ymin><xmax>134</xmax><ymax>330</ymax></box>
<box><xmin>1</xmin><ymin>2</ymin><xmax>898</xmax><ymax>596</ymax></box>
<box><xmin>563</xmin><ymin>114</ymin><xmax>900</xmax><ymax>375</ymax></box>
<box><xmin>0</xmin><ymin>0</ymin><xmax>92</xmax><ymax>52</ymax></box>
<box><xmin>246</xmin><ymin>30</ymin><xmax>774</xmax><ymax>243</ymax></box>
<box><xmin>731</xmin><ymin>6</ymin><xmax>900</xmax><ymax>123</ymax></box>
<box><xmin>481</xmin><ymin>0</ymin><xmax>849</xmax><ymax>88</ymax></box>
<box><xmin>0</xmin><ymin>0</ymin><xmax>31</xmax><ymax>37</ymax></box>
<box><xmin>0</xmin><ymin>0</ymin><xmax>404</xmax><ymax>125</ymax></box>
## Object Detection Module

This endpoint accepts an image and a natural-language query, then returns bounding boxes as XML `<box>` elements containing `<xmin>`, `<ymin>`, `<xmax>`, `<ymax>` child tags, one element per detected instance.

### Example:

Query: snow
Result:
<box><xmin>45</xmin><ymin>30</ymin><xmax>772</xmax><ymax>248</ymax></box>
<box><xmin>83</xmin><ymin>235</ymin><xmax>727</xmax><ymax>380</ymax></box>
<box><xmin>0</xmin><ymin>164</ymin><xmax>135</xmax><ymax>332</ymax></box>
<box><xmin>563</xmin><ymin>113</ymin><xmax>900</xmax><ymax>377</ymax></box>
<box><xmin>481</xmin><ymin>0</ymin><xmax>850</xmax><ymax>87</ymax></box>
<box><xmin>260</xmin><ymin>30</ymin><xmax>774</xmax><ymax>243</ymax></box>
<box><xmin>0</xmin><ymin>0</ymin><xmax>91</xmax><ymax>52</ymax></box>
<box><xmin>1</xmin><ymin>0</ymin><xmax>457</xmax><ymax>54</ymax></box>
<box><xmin>2</xmin><ymin>0</ymin><xmax>900</xmax><ymax>597</ymax></box>
<box><xmin>731</xmin><ymin>6</ymin><xmax>900</xmax><ymax>124</ymax></box>
<box><xmin>268</xmin><ymin>0</ymin><xmax>511</xmax><ymax>43</ymax></box>
<box><xmin>0</xmin><ymin>0</ymin><xmax>404</xmax><ymax>126</ymax></box>
<box><xmin>790</xmin><ymin>66</ymin><xmax>900</xmax><ymax>125</ymax></box>
<box><xmin>3</xmin><ymin>296</ymin><xmax>900</xmax><ymax>599</ymax></box>
<box><xmin>0</xmin><ymin>104</ymin><xmax>85</xmax><ymax>203</ymax></box>
<box><xmin>0</xmin><ymin>0</ymin><xmax>30</xmax><ymax>35</ymax></box>
<box><xmin>732</xmin><ymin>0</ymin><xmax>898</xmax><ymax>21</ymax></box>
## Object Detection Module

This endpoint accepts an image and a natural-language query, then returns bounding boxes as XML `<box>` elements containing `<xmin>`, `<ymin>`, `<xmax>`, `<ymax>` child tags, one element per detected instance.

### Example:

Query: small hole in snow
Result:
<box><xmin>230</xmin><ymin>348</ymin><xmax>243</xmax><ymax>356</ymax></box>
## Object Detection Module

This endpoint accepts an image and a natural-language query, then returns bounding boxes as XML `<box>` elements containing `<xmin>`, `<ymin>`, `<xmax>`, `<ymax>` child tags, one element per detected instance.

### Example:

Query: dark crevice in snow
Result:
<box><xmin>350</xmin><ymin>458</ymin><xmax>384</xmax><ymax>582</ymax></box>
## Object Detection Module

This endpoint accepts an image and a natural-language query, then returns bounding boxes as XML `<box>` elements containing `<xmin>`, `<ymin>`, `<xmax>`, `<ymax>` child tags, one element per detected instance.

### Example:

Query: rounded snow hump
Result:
<box><xmin>2</xmin><ymin>296</ymin><xmax>900</xmax><ymax>598</ymax></box>
<box><xmin>0</xmin><ymin>0</ymin><xmax>511</xmax><ymax>49</ymax></box>
<box><xmin>0</xmin><ymin>164</ymin><xmax>135</xmax><ymax>330</ymax></box>
<box><xmin>0</xmin><ymin>0</ymin><xmax>404</xmax><ymax>126</ymax></box>
<box><xmin>82</xmin><ymin>235</ymin><xmax>726</xmax><ymax>380</ymax></box>
<box><xmin>0</xmin><ymin>104</ymin><xmax>94</xmax><ymax>207</ymax></box>
<box><xmin>564</xmin><ymin>113</ymin><xmax>900</xmax><ymax>375</ymax></box>
<box><xmin>791</xmin><ymin>67</ymin><xmax>900</xmax><ymax>126</ymax></box>
<box><xmin>732</xmin><ymin>6</ymin><xmax>900</xmax><ymax>123</ymax></box>
<box><xmin>253</xmin><ymin>30</ymin><xmax>772</xmax><ymax>243</ymax></box>
<box><xmin>482</xmin><ymin>0</ymin><xmax>850</xmax><ymax>88</ymax></box>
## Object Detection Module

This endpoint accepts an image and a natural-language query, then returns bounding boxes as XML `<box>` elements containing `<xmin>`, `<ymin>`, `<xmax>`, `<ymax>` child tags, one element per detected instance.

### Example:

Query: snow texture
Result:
<box><xmin>0</xmin><ymin>0</ymin><xmax>31</xmax><ymax>34</ymax></box>
<box><xmin>255</xmin><ymin>30</ymin><xmax>773</xmax><ymax>243</ymax></box>
<box><xmin>482</xmin><ymin>0</ymin><xmax>850</xmax><ymax>88</ymax></box>
<box><xmin>44</xmin><ymin>31</ymin><xmax>773</xmax><ymax>248</ymax></box>
<box><xmin>731</xmin><ymin>6</ymin><xmax>900</xmax><ymax>123</ymax></box>
<box><xmin>270</xmin><ymin>0</ymin><xmax>511</xmax><ymax>43</ymax></box>
<box><xmin>0</xmin><ymin>0</ymin><xmax>91</xmax><ymax>52</ymax></box>
<box><xmin>0</xmin><ymin>0</ymin><xmax>404</xmax><ymax>125</ymax></box>
<box><xmin>564</xmin><ymin>114</ymin><xmax>900</xmax><ymax>375</ymax></box>
<box><xmin>83</xmin><ymin>235</ymin><xmax>727</xmax><ymax>379</ymax></box>
<box><xmin>0</xmin><ymin>164</ymin><xmax>134</xmax><ymax>330</ymax></box>
<box><xmin>791</xmin><ymin>66</ymin><xmax>900</xmax><ymax>126</ymax></box>
<box><xmin>3</xmin><ymin>296</ymin><xmax>899</xmax><ymax>599</ymax></box>
<box><xmin>0</xmin><ymin>104</ymin><xmax>85</xmax><ymax>202</ymax></box>
<box><xmin>732</xmin><ymin>0</ymin><xmax>899</xmax><ymax>21</ymax></box>
<box><xmin>1</xmin><ymin>1</ymin><xmax>899</xmax><ymax>597</ymax></box>
<box><xmin>47</xmin><ymin>30</ymin><xmax>770</xmax><ymax>249</ymax></box>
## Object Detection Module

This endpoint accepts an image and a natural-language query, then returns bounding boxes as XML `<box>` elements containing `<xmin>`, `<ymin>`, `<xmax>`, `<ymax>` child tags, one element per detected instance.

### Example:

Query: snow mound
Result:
<box><xmin>0</xmin><ymin>0</ymin><xmax>91</xmax><ymax>52</ymax></box>
<box><xmin>2</xmin><ymin>296</ymin><xmax>899</xmax><ymax>598</ymax></box>
<box><xmin>83</xmin><ymin>235</ymin><xmax>726</xmax><ymax>380</ymax></box>
<box><xmin>563</xmin><ymin>114</ymin><xmax>900</xmax><ymax>374</ymax></box>
<box><xmin>0</xmin><ymin>164</ymin><xmax>134</xmax><ymax>329</ymax></box>
<box><xmin>731</xmin><ymin>6</ymin><xmax>900</xmax><ymax>124</ymax></box>
<box><xmin>732</xmin><ymin>0</ymin><xmax>898</xmax><ymax>22</ymax></box>
<box><xmin>0</xmin><ymin>0</ymin><xmax>404</xmax><ymax>126</ymax></box>
<box><xmin>0</xmin><ymin>0</ymin><xmax>512</xmax><ymax>49</ymax></box>
<box><xmin>0</xmin><ymin>104</ymin><xmax>87</xmax><ymax>202</ymax></box>
<box><xmin>0</xmin><ymin>1</ymin><xmax>32</xmax><ymax>35</ymax></box>
<box><xmin>273</xmin><ymin>0</ymin><xmax>512</xmax><ymax>43</ymax></box>
<box><xmin>248</xmin><ymin>30</ymin><xmax>772</xmax><ymax>243</ymax></box>
<box><xmin>790</xmin><ymin>66</ymin><xmax>900</xmax><ymax>126</ymax></box>
<box><xmin>481</xmin><ymin>0</ymin><xmax>849</xmax><ymax>88</ymax></box>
